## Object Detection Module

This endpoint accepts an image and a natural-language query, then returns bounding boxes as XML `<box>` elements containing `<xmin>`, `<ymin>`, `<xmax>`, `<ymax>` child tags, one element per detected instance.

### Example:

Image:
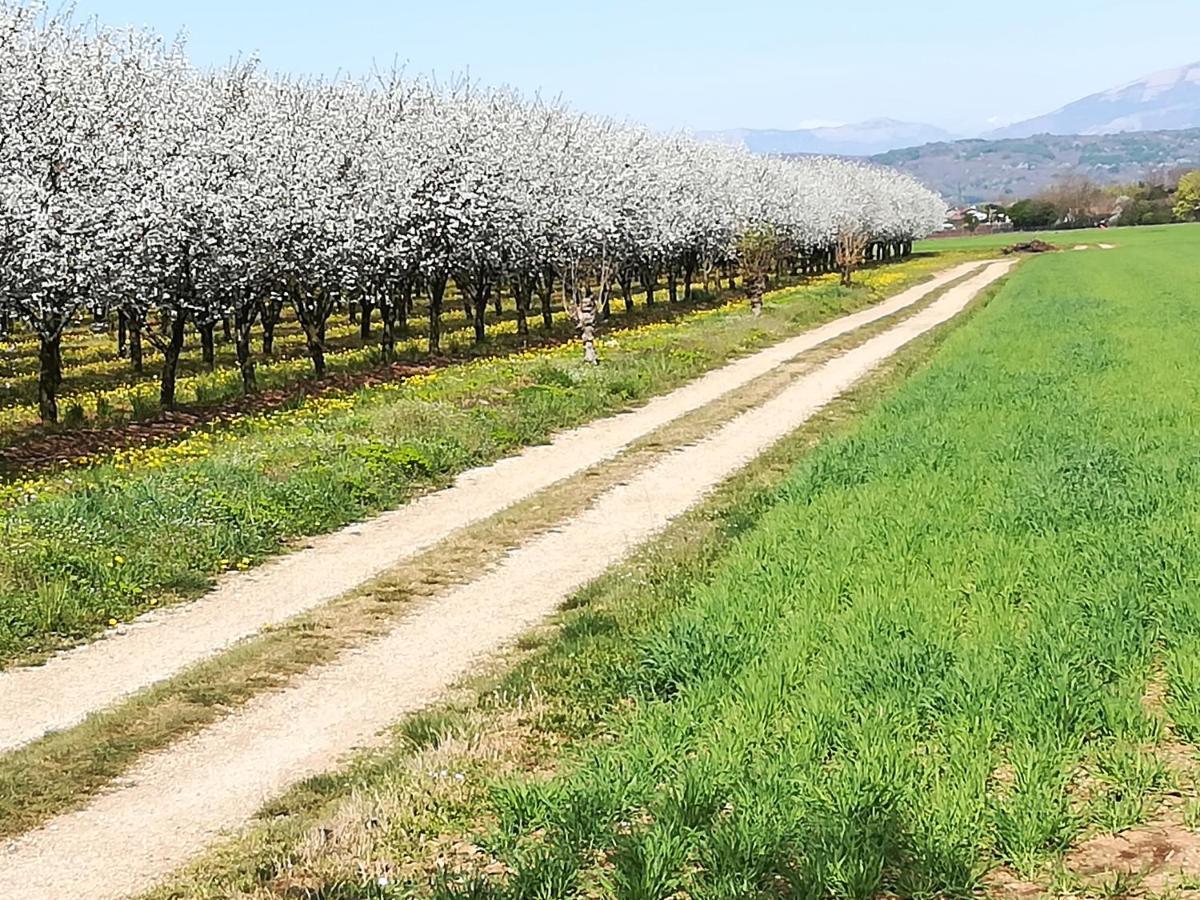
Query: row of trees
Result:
<box><xmin>1005</xmin><ymin>170</ymin><xmax>1200</xmax><ymax>230</ymax></box>
<box><xmin>0</xmin><ymin>3</ymin><xmax>945</xmax><ymax>423</ymax></box>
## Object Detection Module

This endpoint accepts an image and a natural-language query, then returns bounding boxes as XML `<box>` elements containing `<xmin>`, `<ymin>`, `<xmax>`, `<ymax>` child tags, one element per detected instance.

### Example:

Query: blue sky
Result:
<box><xmin>70</xmin><ymin>0</ymin><xmax>1200</xmax><ymax>135</ymax></box>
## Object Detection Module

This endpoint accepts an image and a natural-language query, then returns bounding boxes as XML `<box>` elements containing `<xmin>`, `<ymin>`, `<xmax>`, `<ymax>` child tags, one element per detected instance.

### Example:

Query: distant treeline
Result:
<box><xmin>1002</xmin><ymin>170</ymin><xmax>1200</xmax><ymax>230</ymax></box>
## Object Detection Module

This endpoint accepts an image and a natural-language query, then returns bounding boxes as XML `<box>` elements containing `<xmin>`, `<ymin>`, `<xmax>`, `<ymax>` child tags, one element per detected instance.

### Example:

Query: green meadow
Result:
<box><xmin>452</xmin><ymin>224</ymin><xmax>1200</xmax><ymax>897</ymax></box>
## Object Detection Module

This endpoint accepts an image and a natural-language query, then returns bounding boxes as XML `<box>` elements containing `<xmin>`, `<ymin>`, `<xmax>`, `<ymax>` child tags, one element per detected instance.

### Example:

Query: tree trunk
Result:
<box><xmin>574</xmin><ymin>295</ymin><xmax>600</xmax><ymax>366</ymax></box>
<box><xmin>640</xmin><ymin>265</ymin><xmax>657</xmax><ymax>306</ymax></box>
<box><xmin>37</xmin><ymin>331</ymin><xmax>63</xmax><ymax>424</ymax></box>
<box><xmin>667</xmin><ymin>267</ymin><xmax>678</xmax><ymax>303</ymax></box>
<box><xmin>683</xmin><ymin>260</ymin><xmax>696</xmax><ymax>303</ymax></box>
<box><xmin>359</xmin><ymin>298</ymin><xmax>373</xmax><ymax>342</ymax></box>
<box><xmin>470</xmin><ymin>278</ymin><xmax>490</xmax><ymax>344</ymax></box>
<box><xmin>379</xmin><ymin>295</ymin><xmax>397</xmax><ymax>363</ymax></box>
<box><xmin>128</xmin><ymin>315</ymin><xmax>144</xmax><ymax>374</ymax></box>
<box><xmin>199</xmin><ymin>320</ymin><xmax>216</xmax><ymax>371</ymax></box>
<box><xmin>159</xmin><ymin>311</ymin><xmax>188</xmax><ymax>410</ymax></box>
<box><xmin>235</xmin><ymin>305</ymin><xmax>258</xmax><ymax>394</ymax></box>
<box><xmin>538</xmin><ymin>266</ymin><xmax>555</xmax><ymax>329</ymax></box>
<box><xmin>288</xmin><ymin>287</ymin><xmax>332</xmax><ymax>379</ymax></box>
<box><xmin>492</xmin><ymin>291</ymin><xmax>502</xmax><ymax>316</ymax></box>
<box><xmin>303</xmin><ymin>321</ymin><xmax>326</xmax><ymax>378</ymax></box>
<box><xmin>620</xmin><ymin>272</ymin><xmax>635</xmax><ymax>316</ymax></box>
<box><xmin>514</xmin><ymin>274</ymin><xmax>532</xmax><ymax>338</ymax></box>
<box><xmin>117</xmin><ymin>311</ymin><xmax>128</xmax><ymax>358</ymax></box>
<box><xmin>428</xmin><ymin>275</ymin><xmax>447</xmax><ymax>354</ymax></box>
<box><xmin>261</xmin><ymin>299</ymin><xmax>282</xmax><ymax>355</ymax></box>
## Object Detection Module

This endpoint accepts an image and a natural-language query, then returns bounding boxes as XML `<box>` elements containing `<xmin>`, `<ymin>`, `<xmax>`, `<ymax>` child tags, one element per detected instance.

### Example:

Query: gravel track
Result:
<box><xmin>0</xmin><ymin>261</ymin><xmax>1014</xmax><ymax>900</ymax></box>
<box><xmin>0</xmin><ymin>260</ymin><xmax>986</xmax><ymax>754</ymax></box>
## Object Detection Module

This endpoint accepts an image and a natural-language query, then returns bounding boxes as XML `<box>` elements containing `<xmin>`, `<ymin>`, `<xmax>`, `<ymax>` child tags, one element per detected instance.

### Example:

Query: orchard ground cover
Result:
<box><xmin>0</xmin><ymin>253</ymin><xmax>975</xmax><ymax>667</ymax></box>
<box><xmin>0</xmin><ymin>278</ymin><xmax>750</xmax><ymax>452</ymax></box>
<box><xmin>146</xmin><ymin>224</ymin><xmax>1200</xmax><ymax>898</ymax></box>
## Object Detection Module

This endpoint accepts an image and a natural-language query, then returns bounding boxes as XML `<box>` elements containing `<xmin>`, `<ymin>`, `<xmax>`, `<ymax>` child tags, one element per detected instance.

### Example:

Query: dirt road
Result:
<box><xmin>0</xmin><ymin>261</ymin><xmax>986</xmax><ymax>754</ymax></box>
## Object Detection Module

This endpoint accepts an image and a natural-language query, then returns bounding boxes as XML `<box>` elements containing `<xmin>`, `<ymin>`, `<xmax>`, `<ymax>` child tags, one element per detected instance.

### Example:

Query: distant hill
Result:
<box><xmin>987</xmin><ymin>63</ymin><xmax>1200</xmax><ymax>140</ymax></box>
<box><xmin>697</xmin><ymin>119</ymin><xmax>958</xmax><ymax>156</ymax></box>
<box><xmin>870</xmin><ymin>129</ymin><xmax>1200</xmax><ymax>204</ymax></box>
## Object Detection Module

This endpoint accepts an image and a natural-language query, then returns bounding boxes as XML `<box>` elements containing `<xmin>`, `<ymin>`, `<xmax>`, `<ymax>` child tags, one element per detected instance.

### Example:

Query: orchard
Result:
<box><xmin>0</xmin><ymin>3</ymin><xmax>945</xmax><ymax>424</ymax></box>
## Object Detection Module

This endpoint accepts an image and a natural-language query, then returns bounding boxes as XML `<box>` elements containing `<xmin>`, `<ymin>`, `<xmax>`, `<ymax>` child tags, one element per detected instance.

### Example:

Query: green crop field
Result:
<box><xmin>915</xmin><ymin>222</ymin><xmax>1184</xmax><ymax>254</ymax></box>
<box><xmin>152</xmin><ymin>225</ymin><xmax>1200</xmax><ymax>898</ymax></box>
<box><xmin>466</xmin><ymin>225</ymin><xmax>1200</xmax><ymax>897</ymax></box>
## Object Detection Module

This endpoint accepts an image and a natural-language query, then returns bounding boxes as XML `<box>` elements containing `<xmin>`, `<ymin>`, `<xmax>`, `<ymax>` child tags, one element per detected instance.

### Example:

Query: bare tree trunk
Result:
<box><xmin>159</xmin><ymin>311</ymin><xmax>188</xmax><ymax>410</ymax></box>
<box><xmin>235</xmin><ymin>304</ymin><xmax>258</xmax><ymax>394</ymax></box>
<box><xmin>619</xmin><ymin>270</ymin><xmax>635</xmax><ymax>316</ymax></box>
<box><xmin>667</xmin><ymin>267</ymin><xmax>679</xmax><ymax>303</ymax></box>
<box><xmin>359</xmin><ymin>298</ymin><xmax>373</xmax><ymax>342</ymax></box>
<box><xmin>379</xmin><ymin>293</ymin><xmax>398</xmax><ymax>363</ymax></box>
<box><xmin>117</xmin><ymin>311</ymin><xmax>128</xmax><ymax>358</ymax></box>
<box><xmin>428</xmin><ymin>275</ymin><xmax>447</xmax><ymax>354</ymax></box>
<box><xmin>514</xmin><ymin>273</ymin><xmax>533</xmax><ymax>338</ymax></box>
<box><xmin>573</xmin><ymin>293</ymin><xmax>600</xmax><ymax>366</ymax></box>
<box><xmin>199</xmin><ymin>320</ymin><xmax>216</xmax><ymax>371</ymax></box>
<box><xmin>127</xmin><ymin>311</ymin><xmax>144</xmax><ymax>374</ymax></box>
<box><xmin>470</xmin><ymin>271</ymin><xmax>494</xmax><ymax>345</ymax></box>
<box><xmin>303</xmin><ymin>320</ymin><xmax>326</xmax><ymax>378</ymax></box>
<box><xmin>640</xmin><ymin>265</ymin><xmax>657</xmax><ymax>306</ymax></box>
<box><xmin>37</xmin><ymin>331</ymin><xmax>63</xmax><ymax>424</ymax></box>
<box><xmin>537</xmin><ymin>265</ymin><xmax>555</xmax><ymax>329</ymax></box>
<box><xmin>288</xmin><ymin>286</ymin><xmax>336</xmax><ymax>379</ymax></box>
<box><xmin>260</xmin><ymin>298</ymin><xmax>282</xmax><ymax>355</ymax></box>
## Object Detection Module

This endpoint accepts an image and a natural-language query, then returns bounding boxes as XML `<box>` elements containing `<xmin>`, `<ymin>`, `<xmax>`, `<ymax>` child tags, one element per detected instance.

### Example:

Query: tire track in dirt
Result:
<box><xmin>0</xmin><ymin>261</ymin><xmax>1015</xmax><ymax>900</ymax></box>
<box><xmin>0</xmin><ymin>261</ymin><xmax>988</xmax><ymax>754</ymax></box>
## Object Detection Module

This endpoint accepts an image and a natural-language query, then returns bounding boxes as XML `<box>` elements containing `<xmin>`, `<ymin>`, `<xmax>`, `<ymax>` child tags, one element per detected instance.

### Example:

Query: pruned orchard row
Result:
<box><xmin>0</xmin><ymin>3</ymin><xmax>946</xmax><ymax>423</ymax></box>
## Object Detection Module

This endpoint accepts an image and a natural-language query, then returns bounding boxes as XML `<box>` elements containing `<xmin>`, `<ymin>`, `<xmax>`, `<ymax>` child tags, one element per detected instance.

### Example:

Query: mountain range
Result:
<box><xmin>701</xmin><ymin>61</ymin><xmax>1200</xmax><ymax>159</ymax></box>
<box><xmin>986</xmin><ymin>62</ymin><xmax>1200</xmax><ymax>139</ymax></box>
<box><xmin>696</xmin><ymin>119</ymin><xmax>957</xmax><ymax>157</ymax></box>
<box><xmin>871</xmin><ymin>129</ymin><xmax>1200</xmax><ymax>204</ymax></box>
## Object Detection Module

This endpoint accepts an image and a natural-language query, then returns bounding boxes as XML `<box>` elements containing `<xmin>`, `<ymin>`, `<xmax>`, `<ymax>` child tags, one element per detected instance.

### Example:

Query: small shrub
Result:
<box><xmin>531</xmin><ymin>363</ymin><xmax>575</xmax><ymax>388</ymax></box>
<box><xmin>129</xmin><ymin>390</ymin><xmax>158</xmax><ymax>420</ymax></box>
<box><xmin>62</xmin><ymin>402</ymin><xmax>86</xmax><ymax>428</ymax></box>
<box><xmin>93</xmin><ymin>393</ymin><xmax>114</xmax><ymax>422</ymax></box>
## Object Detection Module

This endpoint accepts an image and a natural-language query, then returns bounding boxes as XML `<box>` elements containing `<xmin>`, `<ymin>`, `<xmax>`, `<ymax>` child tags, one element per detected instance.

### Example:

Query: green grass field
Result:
<box><xmin>915</xmin><ymin>221</ymin><xmax>1187</xmax><ymax>254</ymax></box>
<box><xmin>473</xmin><ymin>224</ymin><xmax>1200</xmax><ymax>897</ymax></box>
<box><xmin>149</xmin><ymin>224</ymin><xmax>1200</xmax><ymax>898</ymax></box>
